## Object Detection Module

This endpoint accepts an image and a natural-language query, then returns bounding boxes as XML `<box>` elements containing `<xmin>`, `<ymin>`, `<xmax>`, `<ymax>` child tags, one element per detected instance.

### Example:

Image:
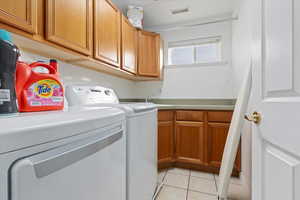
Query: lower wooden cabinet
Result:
<box><xmin>158</xmin><ymin>110</ymin><xmax>241</xmax><ymax>176</ymax></box>
<box><xmin>207</xmin><ymin>122</ymin><xmax>241</xmax><ymax>175</ymax></box>
<box><xmin>175</xmin><ymin>121</ymin><xmax>206</xmax><ymax>165</ymax></box>
<box><xmin>158</xmin><ymin>121</ymin><xmax>174</xmax><ymax>168</ymax></box>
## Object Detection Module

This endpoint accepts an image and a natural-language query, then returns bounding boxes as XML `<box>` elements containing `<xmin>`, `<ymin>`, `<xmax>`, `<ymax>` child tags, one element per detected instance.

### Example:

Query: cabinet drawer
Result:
<box><xmin>158</xmin><ymin>111</ymin><xmax>174</xmax><ymax>121</ymax></box>
<box><xmin>207</xmin><ymin>111</ymin><xmax>233</xmax><ymax>122</ymax></box>
<box><xmin>176</xmin><ymin>111</ymin><xmax>205</xmax><ymax>122</ymax></box>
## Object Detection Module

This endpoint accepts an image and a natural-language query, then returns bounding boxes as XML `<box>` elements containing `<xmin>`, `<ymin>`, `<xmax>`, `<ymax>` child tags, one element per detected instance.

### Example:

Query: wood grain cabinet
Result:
<box><xmin>0</xmin><ymin>0</ymin><xmax>163</xmax><ymax>80</ymax></box>
<box><xmin>46</xmin><ymin>0</ymin><xmax>93</xmax><ymax>55</ymax></box>
<box><xmin>158</xmin><ymin>111</ymin><xmax>174</xmax><ymax>168</ymax></box>
<box><xmin>175</xmin><ymin>121</ymin><xmax>206</xmax><ymax>165</ymax></box>
<box><xmin>0</xmin><ymin>0</ymin><xmax>38</xmax><ymax>34</ymax></box>
<box><xmin>94</xmin><ymin>0</ymin><xmax>121</xmax><ymax>68</ymax></box>
<box><xmin>138</xmin><ymin>30</ymin><xmax>161</xmax><ymax>77</ymax></box>
<box><xmin>158</xmin><ymin>121</ymin><xmax>174</xmax><ymax>168</ymax></box>
<box><xmin>121</xmin><ymin>16</ymin><xmax>138</xmax><ymax>74</ymax></box>
<box><xmin>207</xmin><ymin>122</ymin><xmax>241</xmax><ymax>175</ymax></box>
<box><xmin>176</xmin><ymin>110</ymin><xmax>205</xmax><ymax>122</ymax></box>
<box><xmin>157</xmin><ymin>110</ymin><xmax>241</xmax><ymax>176</ymax></box>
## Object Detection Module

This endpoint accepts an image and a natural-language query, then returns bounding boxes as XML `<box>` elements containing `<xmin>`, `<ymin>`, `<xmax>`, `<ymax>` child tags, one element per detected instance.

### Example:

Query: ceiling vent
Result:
<box><xmin>171</xmin><ymin>7</ymin><xmax>189</xmax><ymax>15</ymax></box>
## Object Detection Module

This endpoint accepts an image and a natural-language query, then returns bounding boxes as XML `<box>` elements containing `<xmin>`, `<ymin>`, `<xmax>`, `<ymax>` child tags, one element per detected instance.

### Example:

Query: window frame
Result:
<box><xmin>167</xmin><ymin>36</ymin><xmax>223</xmax><ymax>67</ymax></box>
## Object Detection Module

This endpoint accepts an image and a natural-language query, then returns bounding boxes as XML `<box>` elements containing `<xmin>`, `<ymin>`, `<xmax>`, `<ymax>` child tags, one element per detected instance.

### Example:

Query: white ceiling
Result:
<box><xmin>112</xmin><ymin>0</ymin><xmax>236</xmax><ymax>28</ymax></box>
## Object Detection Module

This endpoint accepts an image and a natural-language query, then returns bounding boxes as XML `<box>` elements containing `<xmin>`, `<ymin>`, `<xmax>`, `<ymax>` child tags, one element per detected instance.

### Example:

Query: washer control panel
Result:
<box><xmin>65</xmin><ymin>85</ymin><xmax>119</xmax><ymax>106</ymax></box>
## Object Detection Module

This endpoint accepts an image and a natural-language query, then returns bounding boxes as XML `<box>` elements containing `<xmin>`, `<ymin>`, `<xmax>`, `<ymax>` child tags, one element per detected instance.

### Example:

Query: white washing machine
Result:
<box><xmin>0</xmin><ymin>106</ymin><xmax>126</xmax><ymax>200</ymax></box>
<box><xmin>66</xmin><ymin>85</ymin><xmax>158</xmax><ymax>200</ymax></box>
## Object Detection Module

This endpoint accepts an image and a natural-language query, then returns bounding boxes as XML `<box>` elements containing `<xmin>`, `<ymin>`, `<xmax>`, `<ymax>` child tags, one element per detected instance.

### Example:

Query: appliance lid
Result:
<box><xmin>65</xmin><ymin>84</ymin><xmax>157</xmax><ymax>113</ymax></box>
<box><xmin>0</xmin><ymin>107</ymin><xmax>125</xmax><ymax>154</ymax></box>
<box><xmin>120</xmin><ymin>103</ymin><xmax>157</xmax><ymax>113</ymax></box>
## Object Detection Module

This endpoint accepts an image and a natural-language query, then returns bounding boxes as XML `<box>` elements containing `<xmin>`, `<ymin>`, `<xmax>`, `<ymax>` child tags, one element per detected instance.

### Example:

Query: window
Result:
<box><xmin>168</xmin><ymin>37</ymin><xmax>222</xmax><ymax>66</ymax></box>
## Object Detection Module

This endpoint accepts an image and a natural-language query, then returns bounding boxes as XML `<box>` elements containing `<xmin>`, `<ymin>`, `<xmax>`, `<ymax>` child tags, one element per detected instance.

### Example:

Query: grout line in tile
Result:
<box><xmin>167</xmin><ymin>171</ymin><xmax>190</xmax><ymax>176</ymax></box>
<box><xmin>186</xmin><ymin>170</ymin><xmax>191</xmax><ymax>200</ymax></box>
<box><xmin>163</xmin><ymin>183</ymin><xmax>188</xmax><ymax>190</ymax></box>
<box><xmin>162</xmin><ymin>184</ymin><xmax>189</xmax><ymax>191</ymax></box>
<box><xmin>155</xmin><ymin>183</ymin><xmax>164</xmax><ymax>200</ymax></box>
<box><xmin>166</xmin><ymin>171</ymin><xmax>190</xmax><ymax>176</ymax></box>
<box><xmin>188</xmin><ymin>189</ymin><xmax>218</xmax><ymax>197</ymax></box>
<box><xmin>158</xmin><ymin>170</ymin><xmax>168</xmax><ymax>184</ymax></box>
<box><xmin>190</xmin><ymin>175</ymin><xmax>215</xmax><ymax>181</ymax></box>
<box><xmin>167</xmin><ymin>173</ymin><xmax>190</xmax><ymax>177</ymax></box>
<box><xmin>162</xmin><ymin>171</ymin><xmax>167</xmax><ymax>183</ymax></box>
<box><xmin>214</xmin><ymin>174</ymin><xmax>218</xmax><ymax>191</ymax></box>
<box><xmin>189</xmin><ymin>175</ymin><xmax>217</xmax><ymax>182</ymax></box>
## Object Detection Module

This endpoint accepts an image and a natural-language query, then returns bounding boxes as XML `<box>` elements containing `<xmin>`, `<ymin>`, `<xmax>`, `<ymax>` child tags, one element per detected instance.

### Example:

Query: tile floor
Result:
<box><xmin>156</xmin><ymin>168</ymin><xmax>248</xmax><ymax>200</ymax></box>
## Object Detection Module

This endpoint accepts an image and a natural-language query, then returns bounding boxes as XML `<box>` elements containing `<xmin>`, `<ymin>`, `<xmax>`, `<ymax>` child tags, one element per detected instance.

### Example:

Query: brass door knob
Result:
<box><xmin>244</xmin><ymin>111</ymin><xmax>261</xmax><ymax>124</ymax></box>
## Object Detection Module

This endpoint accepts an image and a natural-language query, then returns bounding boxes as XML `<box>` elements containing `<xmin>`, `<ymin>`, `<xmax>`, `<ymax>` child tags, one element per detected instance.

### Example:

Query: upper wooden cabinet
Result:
<box><xmin>94</xmin><ymin>0</ymin><xmax>121</xmax><ymax>68</ymax></box>
<box><xmin>0</xmin><ymin>0</ymin><xmax>162</xmax><ymax>80</ymax></box>
<box><xmin>138</xmin><ymin>30</ymin><xmax>161</xmax><ymax>77</ymax></box>
<box><xmin>46</xmin><ymin>0</ymin><xmax>93</xmax><ymax>55</ymax></box>
<box><xmin>0</xmin><ymin>0</ymin><xmax>38</xmax><ymax>34</ymax></box>
<box><xmin>121</xmin><ymin>16</ymin><xmax>138</xmax><ymax>74</ymax></box>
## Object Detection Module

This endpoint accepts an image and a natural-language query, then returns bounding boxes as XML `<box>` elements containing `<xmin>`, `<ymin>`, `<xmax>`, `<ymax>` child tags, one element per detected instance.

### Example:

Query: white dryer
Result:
<box><xmin>0</xmin><ymin>107</ymin><xmax>126</xmax><ymax>200</ymax></box>
<box><xmin>66</xmin><ymin>85</ymin><xmax>158</xmax><ymax>200</ymax></box>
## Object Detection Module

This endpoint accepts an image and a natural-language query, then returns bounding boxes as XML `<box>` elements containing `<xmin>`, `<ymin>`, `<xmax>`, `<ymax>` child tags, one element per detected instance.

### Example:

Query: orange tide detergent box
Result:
<box><xmin>16</xmin><ymin>59</ymin><xmax>64</xmax><ymax>112</ymax></box>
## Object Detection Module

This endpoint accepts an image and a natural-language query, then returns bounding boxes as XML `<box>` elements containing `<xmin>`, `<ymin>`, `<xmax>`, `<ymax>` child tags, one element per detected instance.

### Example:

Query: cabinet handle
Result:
<box><xmin>27</xmin><ymin>128</ymin><xmax>123</xmax><ymax>178</ymax></box>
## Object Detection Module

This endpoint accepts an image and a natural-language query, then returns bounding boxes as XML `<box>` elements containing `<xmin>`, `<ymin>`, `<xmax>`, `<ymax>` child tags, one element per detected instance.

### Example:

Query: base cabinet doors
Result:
<box><xmin>175</xmin><ymin>121</ymin><xmax>206</xmax><ymax>165</ymax></box>
<box><xmin>94</xmin><ymin>0</ymin><xmax>121</xmax><ymax>67</ymax></box>
<box><xmin>158</xmin><ymin>121</ymin><xmax>174</xmax><ymax>168</ymax></box>
<box><xmin>0</xmin><ymin>0</ymin><xmax>38</xmax><ymax>34</ymax></box>
<box><xmin>46</xmin><ymin>0</ymin><xmax>93</xmax><ymax>55</ymax></box>
<box><xmin>157</xmin><ymin>110</ymin><xmax>241</xmax><ymax>176</ymax></box>
<box><xmin>207</xmin><ymin>122</ymin><xmax>241</xmax><ymax>175</ymax></box>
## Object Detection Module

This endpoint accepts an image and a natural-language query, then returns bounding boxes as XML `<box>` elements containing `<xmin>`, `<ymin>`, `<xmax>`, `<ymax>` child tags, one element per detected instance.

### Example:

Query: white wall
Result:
<box><xmin>134</xmin><ymin>21</ymin><xmax>235</xmax><ymax>99</ymax></box>
<box><xmin>19</xmin><ymin>51</ymin><xmax>136</xmax><ymax>99</ymax></box>
<box><xmin>232</xmin><ymin>0</ymin><xmax>254</xmax><ymax>199</ymax></box>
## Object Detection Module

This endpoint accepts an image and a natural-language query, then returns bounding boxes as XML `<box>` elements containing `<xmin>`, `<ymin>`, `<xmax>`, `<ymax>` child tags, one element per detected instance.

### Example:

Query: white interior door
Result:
<box><xmin>252</xmin><ymin>0</ymin><xmax>300</xmax><ymax>199</ymax></box>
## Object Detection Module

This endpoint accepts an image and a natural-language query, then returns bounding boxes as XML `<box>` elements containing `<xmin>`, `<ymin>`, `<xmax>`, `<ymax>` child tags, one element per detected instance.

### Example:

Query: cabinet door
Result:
<box><xmin>138</xmin><ymin>30</ymin><xmax>160</xmax><ymax>77</ymax></box>
<box><xmin>121</xmin><ymin>16</ymin><xmax>137</xmax><ymax>74</ymax></box>
<box><xmin>94</xmin><ymin>0</ymin><xmax>121</xmax><ymax>67</ymax></box>
<box><xmin>0</xmin><ymin>0</ymin><xmax>38</xmax><ymax>33</ymax></box>
<box><xmin>207</xmin><ymin>122</ymin><xmax>241</xmax><ymax>173</ymax></box>
<box><xmin>176</xmin><ymin>110</ymin><xmax>205</xmax><ymax>122</ymax></box>
<box><xmin>158</xmin><ymin>121</ymin><xmax>174</xmax><ymax>168</ymax></box>
<box><xmin>46</xmin><ymin>0</ymin><xmax>93</xmax><ymax>55</ymax></box>
<box><xmin>158</xmin><ymin>110</ymin><xmax>174</xmax><ymax>122</ymax></box>
<box><xmin>175</xmin><ymin>121</ymin><xmax>206</xmax><ymax>165</ymax></box>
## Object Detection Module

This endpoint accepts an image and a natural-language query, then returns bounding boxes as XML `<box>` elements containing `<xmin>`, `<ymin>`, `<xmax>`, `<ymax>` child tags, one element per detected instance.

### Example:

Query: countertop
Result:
<box><xmin>155</xmin><ymin>104</ymin><xmax>235</xmax><ymax>110</ymax></box>
<box><xmin>120</xmin><ymin>98</ymin><xmax>236</xmax><ymax>111</ymax></box>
